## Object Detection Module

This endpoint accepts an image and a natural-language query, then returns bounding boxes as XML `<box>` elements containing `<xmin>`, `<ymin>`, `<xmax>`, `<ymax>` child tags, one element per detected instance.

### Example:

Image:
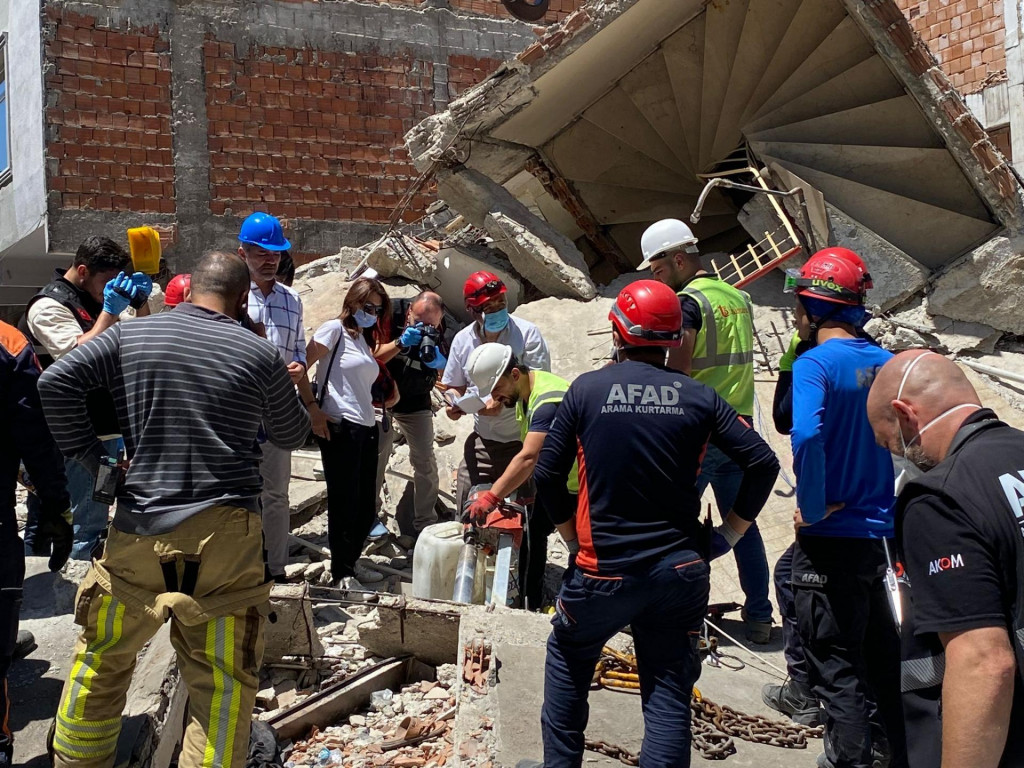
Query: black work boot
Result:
<box><xmin>13</xmin><ymin>631</ymin><xmax>36</xmax><ymax>660</ymax></box>
<box><xmin>761</xmin><ymin>678</ymin><xmax>822</xmax><ymax>726</ymax></box>
<box><xmin>816</xmin><ymin>730</ymin><xmax>890</xmax><ymax>768</ymax></box>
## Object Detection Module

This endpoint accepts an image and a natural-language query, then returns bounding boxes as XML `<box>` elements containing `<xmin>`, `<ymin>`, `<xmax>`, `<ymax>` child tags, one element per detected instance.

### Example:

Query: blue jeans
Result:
<box><xmin>67</xmin><ymin>438</ymin><xmax>120</xmax><ymax>561</ymax></box>
<box><xmin>696</xmin><ymin>444</ymin><xmax>772</xmax><ymax>623</ymax></box>
<box><xmin>542</xmin><ymin>550</ymin><xmax>710</xmax><ymax>768</ymax></box>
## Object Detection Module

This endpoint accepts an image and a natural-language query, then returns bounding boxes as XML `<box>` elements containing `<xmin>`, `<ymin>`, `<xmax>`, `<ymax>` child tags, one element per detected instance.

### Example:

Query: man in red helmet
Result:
<box><xmin>528</xmin><ymin>280</ymin><xmax>779</xmax><ymax>768</ymax></box>
<box><xmin>785</xmin><ymin>248</ymin><xmax>907</xmax><ymax>768</ymax></box>
<box><xmin>441</xmin><ymin>271</ymin><xmax>550</xmax><ymax>512</ymax></box>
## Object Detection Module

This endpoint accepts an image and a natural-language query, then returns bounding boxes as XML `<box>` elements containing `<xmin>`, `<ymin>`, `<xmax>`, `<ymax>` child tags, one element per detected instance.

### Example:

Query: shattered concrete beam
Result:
<box><xmin>841</xmin><ymin>0</ymin><xmax>1024</xmax><ymax>230</ymax></box>
<box><xmin>525</xmin><ymin>156</ymin><xmax>633</xmax><ymax>273</ymax></box>
<box><xmin>404</xmin><ymin>65</ymin><xmax>536</xmax><ymax>176</ymax></box>
<box><xmin>435</xmin><ymin>165</ymin><xmax>597</xmax><ymax>300</ymax></box>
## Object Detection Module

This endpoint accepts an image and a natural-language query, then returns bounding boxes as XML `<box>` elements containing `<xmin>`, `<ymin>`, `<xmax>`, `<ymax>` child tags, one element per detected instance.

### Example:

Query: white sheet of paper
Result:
<box><xmin>446</xmin><ymin>392</ymin><xmax>487</xmax><ymax>414</ymax></box>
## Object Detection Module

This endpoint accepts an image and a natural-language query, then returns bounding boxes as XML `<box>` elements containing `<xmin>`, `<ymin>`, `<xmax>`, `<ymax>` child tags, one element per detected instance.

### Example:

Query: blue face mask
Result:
<box><xmin>354</xmin><ymin>310</ymin><xmax>378</xmax><ymax>329</ymax></box>
<box><xmin>483</xmin><ymin>308</ymin><xmax>509</xmax><ymax>333</ymax></box>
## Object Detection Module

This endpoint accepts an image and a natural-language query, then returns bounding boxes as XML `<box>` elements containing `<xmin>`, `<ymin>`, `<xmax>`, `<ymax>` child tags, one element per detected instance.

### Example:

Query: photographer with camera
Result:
<box><xmin>373</xmin><ymin>292</ymin><xmax>455</xmax><ymax>537</ymax></box>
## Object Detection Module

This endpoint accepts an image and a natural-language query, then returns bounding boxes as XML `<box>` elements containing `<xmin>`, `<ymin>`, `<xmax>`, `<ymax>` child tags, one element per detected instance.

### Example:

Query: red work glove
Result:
<box><xmin>464</xmin><ymin>491</ymin><xmax>500</xmax><ymax>525</ymax></box>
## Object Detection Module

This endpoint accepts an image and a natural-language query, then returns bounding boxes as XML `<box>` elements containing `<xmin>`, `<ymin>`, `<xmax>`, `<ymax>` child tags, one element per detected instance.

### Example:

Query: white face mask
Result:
<box><xmin>894</xmin><ymin>353</ymin><xmax>980</xmax><ymax>470</ymax></box>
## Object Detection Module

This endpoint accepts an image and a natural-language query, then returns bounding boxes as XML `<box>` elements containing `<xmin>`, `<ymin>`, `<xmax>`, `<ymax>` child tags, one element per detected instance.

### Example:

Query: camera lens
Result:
<box><xmin>419</xmin><ymin>334</ymin><xmax>437</xmax><ymax>363</ymax></box>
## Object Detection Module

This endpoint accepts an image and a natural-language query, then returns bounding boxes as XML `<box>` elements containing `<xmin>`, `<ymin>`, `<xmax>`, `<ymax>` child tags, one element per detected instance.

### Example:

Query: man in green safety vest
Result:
<box><xmin>639</xmin><ymin>218</ymin><xmax>773</xmax><ymax>643</ymax></box>
<box><xmin>464</xmin><ymin>342</ymin><xmax>578</xmax><ymax>612</ymax></box>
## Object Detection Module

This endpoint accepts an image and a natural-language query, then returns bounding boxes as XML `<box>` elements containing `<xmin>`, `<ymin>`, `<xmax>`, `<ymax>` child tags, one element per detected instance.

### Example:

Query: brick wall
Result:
<box><xmin>447</xmin><ymin>54</ymin><xmax>503</xmax><ymax>98</ymax></box>
<box><xmin>43</xmin><ymin>7</ymin><xmax>175</xmax><ymax>215</ymax></box>
<box><xmin>39</xmin><ymin>0</ymin><xmax>553</xmax><ymax>263</ymax></box>
<box><xmin>205</xmin><ymin>41</ymin><xmax>438</xmax><ymax>224</ymax></box>
<box><xmin>896</xmin><ymin>0</ymin><xmax>1006</xmax><ymax>93</ymax></box>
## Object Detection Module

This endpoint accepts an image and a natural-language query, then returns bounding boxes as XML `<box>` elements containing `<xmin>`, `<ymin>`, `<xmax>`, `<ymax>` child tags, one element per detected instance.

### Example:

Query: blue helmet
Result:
<box><xmin>238</xmin><ymin>212</ymin><xmax>291</xmax><ymax>251</ymax></box>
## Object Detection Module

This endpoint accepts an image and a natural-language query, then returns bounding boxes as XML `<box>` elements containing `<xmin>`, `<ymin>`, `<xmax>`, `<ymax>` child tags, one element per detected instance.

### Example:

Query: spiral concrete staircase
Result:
<box><xmin>484</xmin><ymin>0</ymin><xmax>1001</xmax><ymax>278</ymax></box>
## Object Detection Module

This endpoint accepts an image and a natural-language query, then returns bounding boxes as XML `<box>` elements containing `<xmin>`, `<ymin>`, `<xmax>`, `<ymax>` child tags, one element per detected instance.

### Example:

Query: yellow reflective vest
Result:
<box><xmin>679</xmin><ymin>276</ymin><xmax>755</xmax><ymax>415</ymax></box>
<box><xmin>516</xmin><ymin>370</ymin><xmax>579</xmax><ymax>494</ymax></box>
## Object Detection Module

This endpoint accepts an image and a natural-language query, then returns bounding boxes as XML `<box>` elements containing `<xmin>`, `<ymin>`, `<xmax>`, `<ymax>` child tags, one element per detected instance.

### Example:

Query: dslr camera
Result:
<box><xmin>416</xmin><ymin>324</ymin><xmax>441</xmax><ymax>364</ymax></box>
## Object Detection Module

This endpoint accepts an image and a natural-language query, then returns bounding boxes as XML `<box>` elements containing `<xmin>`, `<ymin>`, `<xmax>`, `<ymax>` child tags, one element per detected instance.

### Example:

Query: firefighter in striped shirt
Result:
<box><xmin>38</xmin><ymin>252</ymin><xmax>310</xmax><ymax>768</ymax></box>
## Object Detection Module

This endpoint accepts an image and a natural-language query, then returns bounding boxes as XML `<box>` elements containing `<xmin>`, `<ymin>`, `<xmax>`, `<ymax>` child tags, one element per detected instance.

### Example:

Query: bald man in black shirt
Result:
<box><xmin>869</xmin><ymin>351</ymin><xmax>1024</xmax><ymax>768</ymax></box>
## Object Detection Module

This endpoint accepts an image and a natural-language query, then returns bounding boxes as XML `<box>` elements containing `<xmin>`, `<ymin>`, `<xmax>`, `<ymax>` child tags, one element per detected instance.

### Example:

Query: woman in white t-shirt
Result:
<box><xmin>298</xmin><ymin>277</ymin><xmax>393</xmax><ymax>590</ymax></box>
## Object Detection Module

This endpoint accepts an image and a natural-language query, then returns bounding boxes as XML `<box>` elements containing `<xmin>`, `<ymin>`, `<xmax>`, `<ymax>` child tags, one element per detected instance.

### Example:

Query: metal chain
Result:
<box><xmin>588</xmin><ymin>647</ymin><xmax>824</xmax><ymax>763</ymax></box>
<box><xmin>585</xmin><ymin>739</ymin><xmax>640</xmax><ymax>766</ymax></box>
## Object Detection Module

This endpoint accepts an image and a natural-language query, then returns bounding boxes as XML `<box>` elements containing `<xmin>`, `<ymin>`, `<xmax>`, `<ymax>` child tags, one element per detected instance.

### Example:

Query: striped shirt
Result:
<box><xmin>37</xmin><ymin>303</ymin><xmax>311</xmax><ymax>535</ymax></box>
<box><xmin>247</xmin><ymin>281</ymin><xmax>307</xmax><ymax>366</ymax></box>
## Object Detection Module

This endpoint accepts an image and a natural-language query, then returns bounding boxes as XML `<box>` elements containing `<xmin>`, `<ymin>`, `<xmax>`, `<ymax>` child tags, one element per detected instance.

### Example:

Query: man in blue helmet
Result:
<box><xmin>238</xmin><ymin>212</ymin><xmax>307</xmax><ymax>581</ymax></box>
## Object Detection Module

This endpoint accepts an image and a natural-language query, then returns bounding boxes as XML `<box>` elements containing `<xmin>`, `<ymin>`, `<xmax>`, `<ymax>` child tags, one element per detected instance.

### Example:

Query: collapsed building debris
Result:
<box><xmin>401</xmin><ymin>0</ymin><xmax>1024</xmax><ymax>343</ymax></box>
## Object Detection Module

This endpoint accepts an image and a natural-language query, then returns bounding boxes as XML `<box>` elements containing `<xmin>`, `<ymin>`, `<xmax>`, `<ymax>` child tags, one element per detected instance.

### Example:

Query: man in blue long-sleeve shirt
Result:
<box><xmin>786</xmin><ymin>248</ymin><xmax>906</xmax><ymax>768</ymax></box>
<box><xmin>530</xmin><ymin>280</ymin><xmax>779</xmax><ymax>768</ymax></box>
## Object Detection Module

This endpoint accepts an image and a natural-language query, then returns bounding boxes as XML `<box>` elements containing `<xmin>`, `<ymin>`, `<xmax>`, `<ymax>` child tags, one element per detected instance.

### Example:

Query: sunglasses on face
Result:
<box><xmin>362</xmin><ymin>303</ymin><xmax>384</xmax><ymax>315</ymax></box>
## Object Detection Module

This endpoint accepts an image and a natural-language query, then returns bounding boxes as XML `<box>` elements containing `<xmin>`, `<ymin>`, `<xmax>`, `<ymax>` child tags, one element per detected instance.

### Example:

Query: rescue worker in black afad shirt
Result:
<box><xmin>527</xmin><ymin>280</ymin><xmax>779</xmax><ymax>768</ymax></box>
<box><xmin>0</xmin><ymin>320</ymin><xmax>73</xmax><ymax>766</ymax></box>
<box><xmin>868</xmin><ymin>350</ymin><xmax>1024</xmax><ymax>768</ymax></box>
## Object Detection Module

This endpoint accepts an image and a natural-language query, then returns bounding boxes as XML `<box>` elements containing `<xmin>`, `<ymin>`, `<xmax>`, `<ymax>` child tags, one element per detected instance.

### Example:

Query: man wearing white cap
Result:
<box><xmin>464</xmin><ymin>343</ymin><xmax>577</xmax><ymax>611</ymax></box>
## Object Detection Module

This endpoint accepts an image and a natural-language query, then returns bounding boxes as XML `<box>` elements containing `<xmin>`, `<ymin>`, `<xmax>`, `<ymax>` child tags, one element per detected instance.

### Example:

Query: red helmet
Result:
<box><xmin>463</xmin><ymin>271</ymin><xmax>507</xmax><ymax>309</ymax></box>
<box><xmin>609</xmin><ymin>280</ymin><xmax>682</xmax><ymax>347</ymax></box>
<box><xmin>786</xmin><ymin>247</ymin><xmax>873</xmax><ymax>306</ymax></box>
<box><xmin>164</xmin><ymin>274</ymin><xmax>191</xmax><ymax>308</ymax></box>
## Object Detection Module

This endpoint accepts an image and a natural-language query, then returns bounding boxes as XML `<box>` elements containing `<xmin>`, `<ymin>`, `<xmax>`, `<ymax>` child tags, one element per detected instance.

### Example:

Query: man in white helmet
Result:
<box><xmin>464</xmin><ymin>343</ymin><xmax>578</xmax><ymax>611</ymax></box>
<box><xmin>639</xmin><ymin>218</ymin><xmax>773</xmax><ymax>643</ymax></box>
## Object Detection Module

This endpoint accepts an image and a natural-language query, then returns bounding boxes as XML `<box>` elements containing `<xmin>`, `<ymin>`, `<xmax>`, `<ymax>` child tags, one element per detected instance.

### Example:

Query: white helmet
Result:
<box><xmin>639</xmin><ymin>218</ymin><xmax>699</xmax><ymax>270</ymax></box>
<box><xmin>466</xmin><ymin>343</ymin><xmax>514</xmax><ymax>396</ymax></box>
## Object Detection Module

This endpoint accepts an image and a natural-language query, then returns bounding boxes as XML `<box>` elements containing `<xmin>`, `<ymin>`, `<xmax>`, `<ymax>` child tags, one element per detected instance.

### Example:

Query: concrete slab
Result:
<box><xmin>459</xmin><ymin>602</ymin><xmax>823</xmax><ymax>768</ymax></box>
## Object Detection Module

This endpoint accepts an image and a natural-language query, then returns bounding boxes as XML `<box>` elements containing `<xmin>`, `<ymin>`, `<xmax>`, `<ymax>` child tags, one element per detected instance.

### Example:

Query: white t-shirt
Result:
<box><xmin>313</xmin><ymin>320</ymin><xmax>378</xmax><ymax>428</ymax></box>
<box><xmin>441</xmin><ymin>315</ymin><xmax>551</xmax><ymax>442</ymax></box>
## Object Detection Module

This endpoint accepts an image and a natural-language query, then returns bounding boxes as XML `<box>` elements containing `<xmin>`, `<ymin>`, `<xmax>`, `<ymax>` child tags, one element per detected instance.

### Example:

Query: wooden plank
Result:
<box><xmin>268</xmin><ymin>657</ymin><xmax>411</xmax><ymax>740</ymax></box>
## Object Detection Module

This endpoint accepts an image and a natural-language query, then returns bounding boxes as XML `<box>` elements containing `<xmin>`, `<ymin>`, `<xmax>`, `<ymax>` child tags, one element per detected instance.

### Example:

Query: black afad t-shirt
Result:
<box><xmin>897</xmin><ymin>411</ymin><xmax>1024</xmax><ymax>767</ymax></box>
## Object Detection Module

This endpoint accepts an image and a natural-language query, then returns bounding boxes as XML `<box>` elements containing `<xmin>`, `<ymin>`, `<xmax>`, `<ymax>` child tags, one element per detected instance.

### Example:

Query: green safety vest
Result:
<box><xmin>679</xmin><ymin>276</ymin><xmax>755</xmax><ymax>415</ymax></box>
<box><xmin>516</xmin><ymin>370</ymin><xmax>579</xmax><ymax>494</ymax></box>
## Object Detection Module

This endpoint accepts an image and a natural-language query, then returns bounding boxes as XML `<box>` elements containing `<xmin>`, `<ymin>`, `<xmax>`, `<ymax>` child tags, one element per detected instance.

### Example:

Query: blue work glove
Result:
<box><xmin>424</xmin><ymin>350</ymin><xmax>447</xmax><ymax>370</ymax></box>
<box><xmin>129</xmin><ymin>272</ymin><xmax>153</xmax><ymax>310</ymax></box>
<box><xmin>103</xmin><ymin>272</ymin><xmax>136</xmax><ymax>316</ymax></box>
<box><xmin>399</xmin><ymin>325</ymin><xmax>423</xmax><ymax>348</ymax></box>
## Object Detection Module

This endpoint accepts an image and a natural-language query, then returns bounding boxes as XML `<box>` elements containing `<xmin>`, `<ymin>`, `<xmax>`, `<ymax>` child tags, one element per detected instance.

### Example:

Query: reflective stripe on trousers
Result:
<box><xmin>204</xmin><ymin>616</ymin><xmax>241</xmax><ymax>768</ymax></box>
<box><xmin>55</xmin><ymin>595</ymin><xmax>126</xmax><ymax>762</ymax></box>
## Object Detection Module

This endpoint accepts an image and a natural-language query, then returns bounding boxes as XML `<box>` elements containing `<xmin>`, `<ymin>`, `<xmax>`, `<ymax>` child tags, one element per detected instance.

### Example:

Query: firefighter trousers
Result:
<box><xmin>53</xmin><ymin>505</ymin><xmax>272</xmax><ymax>768</ymax></box>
